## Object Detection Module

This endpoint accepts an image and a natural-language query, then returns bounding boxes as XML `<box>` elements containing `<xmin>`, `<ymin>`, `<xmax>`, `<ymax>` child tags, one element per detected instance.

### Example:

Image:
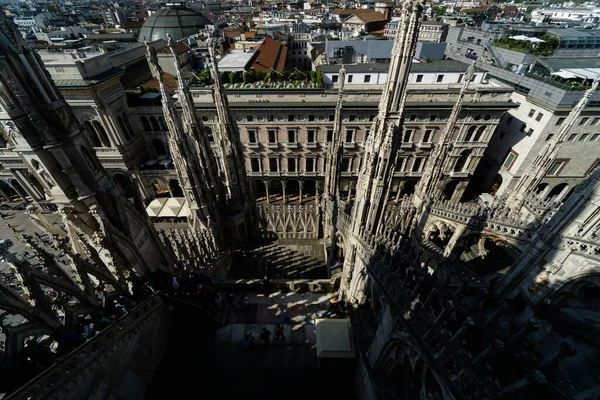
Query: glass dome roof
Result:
<box><xmin>139</xmin><ymin>6</ymin><xmax>212</xmax><ymax>42</ymax></box>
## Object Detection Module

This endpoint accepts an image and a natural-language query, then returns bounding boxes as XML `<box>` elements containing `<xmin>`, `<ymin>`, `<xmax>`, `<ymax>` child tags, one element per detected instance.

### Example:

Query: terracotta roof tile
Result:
<box><xmin>250</xmin><ymin>37</ymin><xmax>287</xmax><ymax>73</ymax></box>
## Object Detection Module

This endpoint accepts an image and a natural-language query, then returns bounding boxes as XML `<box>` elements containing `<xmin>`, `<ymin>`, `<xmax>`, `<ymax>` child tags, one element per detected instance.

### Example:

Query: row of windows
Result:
<box><xmin>247</xmin><ymin>128</ymin><xmax>363</xmax><ymax>144</ymax></box>
<box><xmin>250</xmin><ymin>155</ymin><xmax>449</xmax><ymax>174</ymax></box>
<box><xmin>251</xmin><ymin>157</ymin><xmax>322</xmax><ymax>173</ymax></box>
<box><xmin>245</xmin><ymin>114</ymin><xmax>376</xmax><ymax>122</ymax></box>
<box><xmin>554</xmin><ymin>116</ymin><xmax>600</xmax><ymax>126</ymax></box>
<box><xmin>503</xmin><ymin>153</ymin><xmax>599</xmax><ymax>177</ymax></box>
<box><xmin>245</xmin><ymin>125</ymin><xmax>488</xmax><ymax>145</ymax></box>
<box><xmin>239</xmin><ymin>113</ymin><xmax>491</xmax><ymax>124</ymax></box>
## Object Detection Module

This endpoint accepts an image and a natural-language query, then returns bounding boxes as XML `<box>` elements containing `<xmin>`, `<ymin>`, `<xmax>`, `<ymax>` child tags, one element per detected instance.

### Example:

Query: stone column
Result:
<box><xmin>282</xmin><ymin>182</ymin><xmax>287</xmax><ymax>204</ymax></box>
<box><xmin>450</xmin><ymin>180</ymin><xmax>469</xmax><ymax>203</ymax></box>
<box><xmin>443</xmin><ymin>225</ymin><xmax>466</xmax><ymax>258</ymax></box>
<box><xmin>265</xmin><ymin>184</ymin><xmax>270</xmax><ymax>204</ymax></box>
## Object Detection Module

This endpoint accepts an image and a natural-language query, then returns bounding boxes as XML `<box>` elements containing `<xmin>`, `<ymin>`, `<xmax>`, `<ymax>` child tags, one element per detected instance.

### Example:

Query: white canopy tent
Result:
<box><xmin>146</xmin><ymin>198</ymin><xmax>168</xmax><ymax>217</ymax></box>
<box><xmin>315</xmin><ymin>318</ymin><xmax>355</xmax><ymax>359</ymax></box>
<box><xmin>551</xmin><ymin>68</ymin><xmax>600</xmax><ymax>80</ymax></box>
<box><xmin>145</xmin><ymin>197</ymin><xmax>188</xmax><ymax>218</ymax></box>
<box><xmin>509</xmin><ymin>35</ymin><xmax>546</xmax><ymax>43</ymax></box>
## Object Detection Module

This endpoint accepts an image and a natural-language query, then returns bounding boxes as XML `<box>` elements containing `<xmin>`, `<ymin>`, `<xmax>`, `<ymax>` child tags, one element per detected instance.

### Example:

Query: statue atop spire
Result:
<box><xmin>145</xmin><ymin>40</ymin><xmax>221</xmax><ymax>238</ymax></box>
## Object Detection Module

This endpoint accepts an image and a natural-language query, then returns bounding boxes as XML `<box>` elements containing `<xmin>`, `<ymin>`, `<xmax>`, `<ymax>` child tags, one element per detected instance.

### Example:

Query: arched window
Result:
<box><xmin>473</xmin><ymin>126</ymin><xmax>485</xmax><ymax>142</ymax></box>
<box><xmin>123</xmin><ymin>114</ymin><xmax>134</xmax><ymax>138</ymax></box>
<box><xmin>253</xmin><ymin>180</ymin><xmax>267</xmax><ymax>202</ymax></box>
<box><xmin>158</xmin><ymin>116</ymin><xmax>167</xmax><ymax>131</ymax></box>
<box><xmin>168</xmin><ymin>179</ymin><xmax>183</xmax><ymax>197</ymax></box>
<box><xmin>141</xmin><ymin>117</ymin><xmax>151</xmax><ymax>131</ymax></box>
<box><xmin>464</xmin><ymin>126</ymin><xmax>478</xmax><ymax>142</ymax></box>
<box><xmin>149</xmin><ymin>116</ymin><xmax>160</xmax><ymax>131</ymax></box>
<box><xmin>454</xmin><ymin>150</ymin><xmax>470</xmax><ymax>172</ymax></box>
<box><xmin>92</xmin><ymin>120</ymin><xmax>110</xmax><ymax>147</ymax></box>
<box><xmin>81</xmin><ymin>146</ymin><xmax>100</xmax><ymax>172</ymax></box>
<box><xmin>84</xmin><ymin>121</ymin><xmax>101</xmax><ymax>147</ymax></box>
<box><xmin>286</xmin><ymin>179</ymin><xmax>300</xmax><ymax>203</ymax></box>
<box><xmin>29</xmin><ymin>173</ymin><xmax>46</xmax><ymax>199</ymax></box>
<box><xmin>117</xmin><ymin>115</ymin><xmax>129</xmax><ymax>141</ymax></box>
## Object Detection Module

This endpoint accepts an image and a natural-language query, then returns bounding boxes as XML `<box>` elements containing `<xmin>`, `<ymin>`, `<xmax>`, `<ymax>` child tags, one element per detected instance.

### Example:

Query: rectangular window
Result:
<box><xmin>288</xmin><ymin>158</ymin><xmax>296</xmax><ymax>172</ymax></box>
<box><xmin>329</xmin><ymin>115</ymin><xmax>335</xmax><ymax>121</ymax></box>
<box><xmin>251</xmin><ymin>158</ymin><xmax>260</xmax><ymax>172</ymax></box>
<box><xmin>592</xmin><ymin>118</ymin><xmax>600</xmax><ymax>126</ymax></box>
<box><xmin>306</xmin><ymin>158</ymin><xmax>314</xmax><ymax>172</ymax></box>
<box><xmin>364</xmin><ymin>75</ymin><xmax>371</xmax><ymax>83</ymax></box>
<box><xmin>307</xmin><ymin>129</ymin><xmax>316</xmax><ymax>143</ymax></box>
<box><xmin>430</xmin><ymin>115</ymin><xmax>437</xmax><ymax>121</ymax></box>
<box><xmin>568</xmin><ymin>134</ymin><xmax>577</xmax><ymax>141</ymax></box>
<box><xmin>519</xmin><ymin>124</ymin><xmax>526</xmax><ymax>132</ymax></box>
<box><xmin>345</xmin><ymin>129</ymin><xmax>354</xmax><ymax>143</ymax></box>
<box><xmin>592</xmin><ymin>134</ymin><xmax>600</xmax><ymax>141</ymax></box>
<box><xmin>308</xmin><ymin>115</ymin><xmax>315</xmax><ymax>122</ymax></box>
<box><xmin>248</xmin><ymin>129</ymin><xmax>257</xmax><ymax>143</ymax></box>
<box><xmin>436</xmin><ymin>75</ymin><xmax>444</xmax><ymax>83</ymax></box>
<box><xmin>268</xmin><ymin>115</ymin><xmax>274</xmax><ymax>122</ymax></box>
<box><xmin>247</xmin><ymin>115</ymin><xmax>254</xmax><ymax>122</ymax></box>
<box><xmin>288</xmin><ymin>115</ymin><xmax>294</xmax><ymax>122</ymax></box>
<box><xmin>548</xmin><ymin>160</ymin><xmax>567</xmax><ymax>176</ymax></box>
<box><xmin>535</xmin><ymin>112</ymin><xmax>543</xmax><ymax>122</ymax></box>
<box><xmin>412</xmin><ymin>158</ymin><xmax>423</xmax><ymax>172</ymax></box>
<box><xmin>403</xmin><ymin>129</ymin><xmax>413</xmax><ymax>142</ymax></box>
<box><xmin>458</xmin><ymin>73</ymin><xmax>464</xmax><ymax>83</ymax></box>
<box><xmin>365</xmin><ymin>129</ymin><xmax>370</xmax><ymax>138</ymax></box>
<box><xmin>423</xmin><ymin>129</ymin><xmax>433</xmax><ymax>142</ymax></box>
<box><xmin>528</xmin><ymin>109</ymin><xmax>535</xmax><ymax>117</ymax></box>
<box><xmin>287</xmin><ymin>129</ymin><xmax>296</xmax><ymax>143</ymax></box>
<box><xmin>579</xmin><ymin>134</ymin><xmax>589</xmax><ymax>141</ymax></box>
<box><xmin>416</xmin><ymin>74</ymin><xmax>423</xmax><ymax>82</ymax></box>
<box><xmin>546</xmin><ymin>134</ymin><xmax>554</xmax><ymax>141</ymax></box>
<box><xmin>579</xmin><ymin>117</ymin><xmax>589</xmax><ymax>126</ymax></box>
<box><xmin>349</xmin><ymin>115</ymin><xmax>356</xmax><ymax>122</ymax></box>
<box><xmin>503</xmin><ymin>151</ymin><xmax>517</xmax><ymax>169</ymax></box>
<box><xmin>268</xmin><ymin>130</ymin><xmax>276</xmax><ymax>143</ymax></box>
<box><xmin>526</xmin><ymin>128</ymin><xmax>534</xmax><ymax>136</ymax></box>
<box><xmin>348</xmin><ymin>75</ymin><xmax>353</xmax><ymax>83</ymax></box>
<box><xmin>369</xmin><ymin>114</ymin><xmax>375</xmax><ymax>121</ymax></box>
<box><xmin>269</xmin><ymin>158</ymin><xmax>278</xmax><ymax>172</ymax></box>
<box><xmin>507</xmin><ymin>116</ymin><xmax>514</xmax><ymax>124</ymax></box>
<box><xmin>555</xmin><ymin>117</ymin><xmax>566</xmax><ymax>126</ymax></box>
<box><xmin>327</xmin><ymin>129</ymin><xmax>334</xmax><ymax>142</ymax></box>
<box><xmin>332</xmin><ymin>74</ymin><xmax>338</xmax><ymax>83</ymax></box>
<box><xmin>340</xmin><ymin>158</ymin><xmax>350</xmax><ymax>172</ymax></box>
<box><xmin>409</xmin><ymin>115</ymin><xmax>417</xmax><ymax>121</ymax></box>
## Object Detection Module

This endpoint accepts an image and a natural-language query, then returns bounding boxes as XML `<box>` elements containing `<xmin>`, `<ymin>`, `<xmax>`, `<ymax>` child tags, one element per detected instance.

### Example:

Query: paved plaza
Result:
<box><xmin>147</xmin><ymin>291</ymin><xmax>356</xmax><ymax>400</ymax></box>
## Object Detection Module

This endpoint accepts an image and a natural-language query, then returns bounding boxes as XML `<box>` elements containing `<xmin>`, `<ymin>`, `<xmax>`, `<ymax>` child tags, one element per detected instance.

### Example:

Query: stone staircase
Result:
<box><xmin>229</xmin><ymin>239</ymin><xmax>327</xmax><ymax>279</ymax></box>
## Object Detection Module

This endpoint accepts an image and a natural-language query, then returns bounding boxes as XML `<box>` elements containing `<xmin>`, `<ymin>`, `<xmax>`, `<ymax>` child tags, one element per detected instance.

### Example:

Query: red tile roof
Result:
<box><xmin>250</xmin><ymin>37</ymin><xmax>287</xmax><ymax>73</ymax></box>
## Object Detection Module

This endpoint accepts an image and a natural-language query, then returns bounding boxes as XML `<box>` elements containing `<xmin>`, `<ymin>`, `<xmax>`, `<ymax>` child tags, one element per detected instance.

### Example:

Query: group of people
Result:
<box><xmin>241</xmin><ymin>324</ymin><xmax>286</xmax><ymax>350</ymax></box>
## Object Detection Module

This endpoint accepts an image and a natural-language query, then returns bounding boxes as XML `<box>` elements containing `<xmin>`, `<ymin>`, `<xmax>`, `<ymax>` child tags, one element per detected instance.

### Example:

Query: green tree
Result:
<box><xmin>243</xmin><ymin>71</ymin><xmax>250</xmax><ymax>84</ymax></box>
<box><xmin>229</xmin><ymin>71</ymin><xmax>236</xmax><ymax>84</ymax></box>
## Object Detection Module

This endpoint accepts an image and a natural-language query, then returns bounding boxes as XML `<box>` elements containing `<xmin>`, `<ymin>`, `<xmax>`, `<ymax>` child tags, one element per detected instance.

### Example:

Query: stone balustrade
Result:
<box><xmin>429</xmin><ymin>199</ymin><xmax>538</xmax><ymax>241</ymax></box>
<box><xmin>6</xmin><ymin>294</ymin><xmax>169</xmax><ymax>400</ymax></box>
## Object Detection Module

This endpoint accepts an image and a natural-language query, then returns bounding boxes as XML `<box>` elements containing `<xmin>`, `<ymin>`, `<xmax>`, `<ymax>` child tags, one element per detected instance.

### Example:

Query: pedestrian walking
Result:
<box><xmin>274</xmin><ymin>324</ymin><xmax>285</xmax><ymax>341</ymax></box>
<box><xmin>260</xmin><ymin>327</ymin><xmax>271</xmax><ymax>347</ymax></box>
<box><xmin>241</xmin><ymin>333</ymin><xmax>254</xmax><ymax>350</ymax></box>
